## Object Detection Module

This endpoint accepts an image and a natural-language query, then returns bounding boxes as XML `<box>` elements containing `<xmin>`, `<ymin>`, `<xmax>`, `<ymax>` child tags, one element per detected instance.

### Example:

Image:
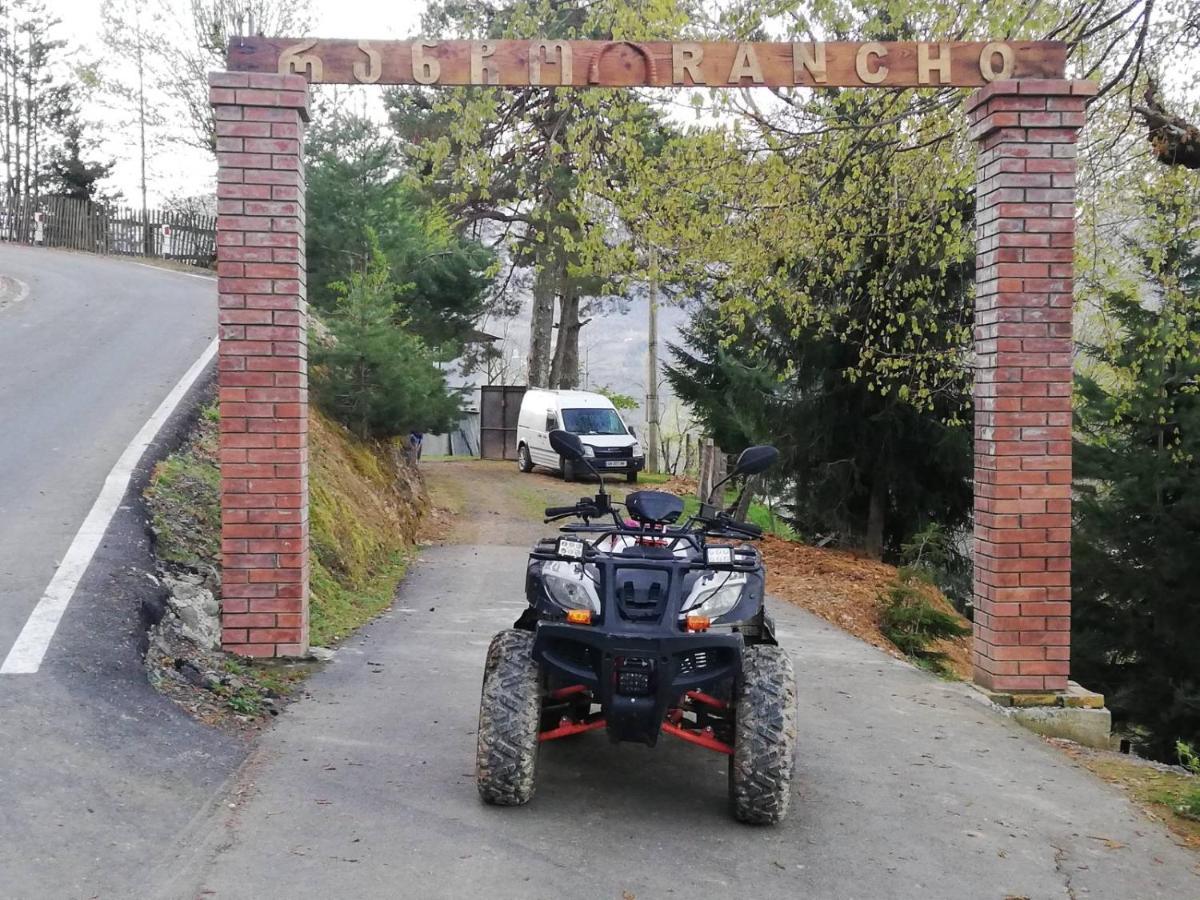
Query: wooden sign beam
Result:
<box><xmin>226</xmin><ymin>38</ymin><xmax>1067</xmax><ymax>89</ymax></box>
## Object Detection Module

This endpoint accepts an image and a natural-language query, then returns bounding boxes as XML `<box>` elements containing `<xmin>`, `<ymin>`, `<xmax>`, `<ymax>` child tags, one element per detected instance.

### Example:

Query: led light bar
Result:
<box><xmin>558</xmin><ymin>537</ymin><xmax>585</xmax><ymax>559</ymax></box>
<box><xmin>705</xmin><ymin>546</ymin><xmax>733</xmax><ymax>565</ymax></box>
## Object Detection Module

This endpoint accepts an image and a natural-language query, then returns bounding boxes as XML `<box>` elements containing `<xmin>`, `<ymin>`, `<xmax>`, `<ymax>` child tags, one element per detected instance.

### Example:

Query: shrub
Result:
<box><xmin>879</xmin><ymin>568</ymin><xmax>971</xmax><ymax>660</ymax></box>
<box><xmin>900</xmin><ymin>522</ymin><xmax>973</xmax><ymax>614</ymax></box>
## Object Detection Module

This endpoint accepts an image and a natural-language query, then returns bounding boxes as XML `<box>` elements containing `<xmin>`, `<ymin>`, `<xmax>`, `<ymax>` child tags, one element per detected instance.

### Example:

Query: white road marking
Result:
<box><xmin>1</xmin><ymin>337</ymin><xmax>218</xmax><ymax>674</ymax></box>
<box><xmin>127</xmin><ymin>261</ymin><xmax>217</xmax><ymax>282</ymax></box>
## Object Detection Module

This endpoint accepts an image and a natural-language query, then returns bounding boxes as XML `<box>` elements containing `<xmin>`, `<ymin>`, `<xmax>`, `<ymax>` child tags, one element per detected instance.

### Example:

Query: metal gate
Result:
<box><xmin>480</xmin><ymin>385</ymin><xmax>526</xmax><ymax>460</ymax></box>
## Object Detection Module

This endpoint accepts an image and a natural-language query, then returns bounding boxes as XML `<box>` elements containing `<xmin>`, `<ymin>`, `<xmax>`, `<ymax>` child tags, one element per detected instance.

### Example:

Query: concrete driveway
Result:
<box><xmin>152</xmin><ymin>461</ymin><xmax>1200</xmax><ymax>900</ymax></box>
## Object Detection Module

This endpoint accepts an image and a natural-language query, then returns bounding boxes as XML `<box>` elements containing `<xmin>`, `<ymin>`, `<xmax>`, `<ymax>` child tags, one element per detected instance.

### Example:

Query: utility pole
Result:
<box><xmin>647</xmin><ymin>245</ymin><xmax>660</xmax><ymax>474</ymax></box>
<box><xmin>136</xmin><ymin>3</ymin><xmax>149</xmax><ymax>257</ymax></box>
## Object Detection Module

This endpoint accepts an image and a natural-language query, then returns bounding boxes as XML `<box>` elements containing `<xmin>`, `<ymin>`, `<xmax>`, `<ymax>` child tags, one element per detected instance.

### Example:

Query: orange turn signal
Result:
<box><xmin>566</xmin><ymin>609</ymin><xmax>593</xmax><ymax>625</ymax></box>
<box><xmin>685</xmin><ymin>615</ymin><xmax>711</xmax><ymax>632</ymax></box>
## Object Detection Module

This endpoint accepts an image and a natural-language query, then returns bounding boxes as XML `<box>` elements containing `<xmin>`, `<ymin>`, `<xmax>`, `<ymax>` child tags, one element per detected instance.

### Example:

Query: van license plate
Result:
<box><xmin>605</xmin><ymin>460</ymin><xmax>625</xmax><ymax>468</ymax></box>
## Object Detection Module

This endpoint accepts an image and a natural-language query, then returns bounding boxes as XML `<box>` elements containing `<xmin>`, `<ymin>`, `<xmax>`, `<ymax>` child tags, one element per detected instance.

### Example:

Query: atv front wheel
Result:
<box><xmin>729</xmin><ymin>644</ymin><xmax>797</xmax><ymax>824</ymax></box>
<box><xmin>476</xmin><ymin>629</ymin><xmax>541</xmax><ymax>805</ymax></box>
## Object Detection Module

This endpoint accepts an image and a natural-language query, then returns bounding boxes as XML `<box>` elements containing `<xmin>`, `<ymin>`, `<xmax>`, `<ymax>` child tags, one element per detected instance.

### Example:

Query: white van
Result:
<box><xmin>516</xmin><ymin>389</ymin><xmax>644</xmax><ymax>483</ymax></box>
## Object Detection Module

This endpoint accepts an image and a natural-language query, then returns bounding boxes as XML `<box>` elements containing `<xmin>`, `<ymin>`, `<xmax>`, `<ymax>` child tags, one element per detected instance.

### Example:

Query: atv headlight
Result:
<box><xmin>681</xmin><ymin>571</ymin><xmax>748</xmax><ymax>620</ymax></box>
<box><xmin>542</xmin><ymin>560</ymin><xmax>601</xmax><ymax>614</ymax></box>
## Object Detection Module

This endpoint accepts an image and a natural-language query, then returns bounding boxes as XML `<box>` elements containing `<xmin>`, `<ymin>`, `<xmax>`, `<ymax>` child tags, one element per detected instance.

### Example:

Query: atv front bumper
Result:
<box><xmin>533</xmin><ymin>624</ymin><xmax>743</xmax><ymax>746</ymax></box>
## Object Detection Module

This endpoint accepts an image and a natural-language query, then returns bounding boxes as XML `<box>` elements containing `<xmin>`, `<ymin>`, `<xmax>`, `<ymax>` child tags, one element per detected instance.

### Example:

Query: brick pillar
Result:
<box><xmin>210</xmin><ymin>72</ymin><xmax>310</xmax><ymax>658</ymax></box>
<box><xmin>967</xmin><ymin>79</ymin><xmax>1094</xmax><ymax>692</ymax></box>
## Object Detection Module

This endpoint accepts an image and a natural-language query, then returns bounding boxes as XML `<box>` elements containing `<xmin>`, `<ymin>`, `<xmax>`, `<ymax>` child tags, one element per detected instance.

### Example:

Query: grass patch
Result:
<box><xmin>310</xmin><ymin>550</ymin><xmax>412</xmax><ymax>645</ymax></box>
<box><xmin>635</xmin><ymin>470</ymin><xmax>673</xmax><ymax>485</ymax></box>
<box><xmin>677</xmin><ymin>492</ymin><xmax>796</xmax><ymax>539</ymax></box>
<box><xmin>307</xmin><ymin>411</ymin><xmax>426</xmax><ymax>646</ymax></box>
<box><xmin>1072</xmin><ymin>749</ymin><xmax>1200</xmax><ymax>849</ymax></box>
<box><xmin>145</xmin><ymin>403</ymin><xmax>220</xmax><ymax>569</ymax></box>
<box><xmin>216</xmin><ymin>658</ymin><xmax>309</xmax><ymax>717</ymax></box>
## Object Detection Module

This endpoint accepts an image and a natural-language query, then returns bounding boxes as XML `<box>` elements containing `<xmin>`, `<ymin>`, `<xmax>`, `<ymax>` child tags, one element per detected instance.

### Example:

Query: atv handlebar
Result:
<box><xmin>544</xmin><ymin>505</ymin><xmax>581</xmax><ymax>518</ymax></box>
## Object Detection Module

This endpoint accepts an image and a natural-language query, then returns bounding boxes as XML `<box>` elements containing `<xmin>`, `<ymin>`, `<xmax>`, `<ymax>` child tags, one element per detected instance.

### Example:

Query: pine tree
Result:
<box><xmin>1072</xmin><ymin>169</ymin><xmax>1200</xmax><ymax>760</ymax></box>
<box><xmin>45</xmin><ymin>117</ymin><xmax>114</xmax><ymax>200</ymax></box>
<box><xmin>665</xmin><ymin>92</ymin><xmax>976</xmax><ymax>561</ymax></box>
<box><xmin>311</xmin><ymin>234</ymin><xmax>464</xmax><ymax>442</ymax></box>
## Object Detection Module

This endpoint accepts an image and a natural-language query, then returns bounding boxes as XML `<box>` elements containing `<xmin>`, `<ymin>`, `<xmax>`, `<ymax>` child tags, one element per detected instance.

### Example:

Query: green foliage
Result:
<box><xmin>387</xmin><ymin>0</ymin><xmax>687</xmax><ymax>385</ymax></box>
<box><xmin>1163</xmin><ymin>742</ymin><xmax>1200</xmax><ymax>821</ymax></box>
<box><xmin>311</xmin><ymin>235</ymin><xmax>462</xmax><ymax>441</ymax></box>
<box><xmin>144</xmin><ymin>403</ymin><xmax>220</xmax><ymax>569</ymax></box>
<box><xmin>654</xmin><ymin>81</ymin><xmax>976</xmax><ymax>560</ymax></box>
<box><xmin>879</xmin><ymin>568</ymin><xmax>971</xmax><ymax>667</ymax></box>
<box><xmin>45</xmin><ymin>117</ymin><xmax>114</xmax><ymax>201</ymax></box>
<box><xmin>1072</xmin><ymin>167</ymin><xmax>1200</xmax><ymax>762</ymax></box>
<box><xmin>305</xmin><ymin>109</ymin><xmax>493</xmax><ymax>353</ymax></box>
<box><xmin>593</xmin><ymin>384</ymin><xmax>639</xmax><ymax>411</ymax></box>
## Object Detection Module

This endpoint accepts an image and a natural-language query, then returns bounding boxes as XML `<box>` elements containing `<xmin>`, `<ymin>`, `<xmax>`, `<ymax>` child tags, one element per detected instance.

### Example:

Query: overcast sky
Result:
<box><xmin>51</xmin><ymin>0</ymin><xmax>424</xmax><ymax>204</ymax></box>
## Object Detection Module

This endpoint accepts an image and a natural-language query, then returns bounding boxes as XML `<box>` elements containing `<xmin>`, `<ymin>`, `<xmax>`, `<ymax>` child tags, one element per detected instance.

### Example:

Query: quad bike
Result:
<box><xmin>476</xmin><ymin>430</ymin><xmax>797</xmax><ymax>824</ymax></box>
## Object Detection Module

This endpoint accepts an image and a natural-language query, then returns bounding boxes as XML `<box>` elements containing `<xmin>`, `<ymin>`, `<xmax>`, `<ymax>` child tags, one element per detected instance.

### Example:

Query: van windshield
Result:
<box><xmin>561</xmin><ymin>408</ymin><xmax>627</xmax><ymax>436</ymax></box>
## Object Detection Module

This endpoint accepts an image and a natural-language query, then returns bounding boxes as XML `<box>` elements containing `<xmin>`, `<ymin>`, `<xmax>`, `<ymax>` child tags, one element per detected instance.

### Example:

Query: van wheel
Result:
<box><xmin>517</xmin><ymin>445</ymin><xmax>533</xmax><ymax>473</ymax></box>
<box><xmin>561</xmin><ymin>457</ymin><xmax>576</xmax><ymax>481</ymax></box>
<box><xmin>626</xmin><ymin>470</ymin><xmax>638</xmax><ymax>484</ymax></box>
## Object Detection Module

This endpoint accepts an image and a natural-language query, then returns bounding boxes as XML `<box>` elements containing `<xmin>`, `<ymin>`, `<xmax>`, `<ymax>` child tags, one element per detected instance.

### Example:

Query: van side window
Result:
<box><xmin>545</xmin><ymin>411</ymin><xmax>557</xmax><ymax>431</ymax></box>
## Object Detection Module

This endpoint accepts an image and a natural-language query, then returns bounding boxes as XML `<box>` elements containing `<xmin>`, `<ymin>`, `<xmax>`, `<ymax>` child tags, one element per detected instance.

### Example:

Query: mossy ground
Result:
<box><xmin>307</xmin><ymin>410</ymin><xmax>426</xmax><ymax>644</ymax></box>
<box><xmin>145</xmin><ymin>403</ymin><xmax>221</xmax><ymax>570</ymax></box>
<box><xmin>143</xmin><ymin>397</ymin><xmax>426</xmax><ymax>723</ymax></box>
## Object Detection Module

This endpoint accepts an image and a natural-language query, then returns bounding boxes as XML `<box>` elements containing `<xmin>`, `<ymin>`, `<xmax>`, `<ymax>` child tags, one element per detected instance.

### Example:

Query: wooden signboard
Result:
<box><xmin>227</xmin><ymin>38</ymin><xmax>1067</xmax><ymax>89</ymax></box>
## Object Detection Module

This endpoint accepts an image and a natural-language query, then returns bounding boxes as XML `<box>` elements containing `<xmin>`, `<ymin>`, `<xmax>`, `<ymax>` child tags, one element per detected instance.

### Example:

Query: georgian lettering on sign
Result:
<box><xmin>227</xmin><ymin>38</ymin><xmax>1066</xmax><ymax>88</ymax></box>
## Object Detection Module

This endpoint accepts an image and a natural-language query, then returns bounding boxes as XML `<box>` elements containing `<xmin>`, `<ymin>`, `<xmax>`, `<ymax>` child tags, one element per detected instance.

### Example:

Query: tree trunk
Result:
<box><xmin>733</xmin><ymin>474</ymin><xmax>759</xmax><ymax>520</ymax></box>
<box><xmin>549</xmin><ymin>286</ymin><xmax>584</xmax><ymax>389</ymax></box>
<box><xmin>864</xmin><ymin>466</ymin><xmax>886</xmax><ymax>560</ymax></box>
<box><xmin>526</xmin><ymin>246</ymin><xmax>557</xmax><ymax>388</ymax></box>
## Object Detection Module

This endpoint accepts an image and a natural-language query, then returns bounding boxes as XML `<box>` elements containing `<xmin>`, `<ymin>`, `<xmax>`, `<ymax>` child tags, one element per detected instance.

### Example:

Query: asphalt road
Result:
<box><xmin>153</xmin><ymin>465</ymin><xmax>1200</xmax><ymax>900</ymax></box>
<box><xmin>0</xmin><ymin>244</ymin><xmax>214</xmax><ymax>656</ymax></box>
<box><xmin>0</xmin><ymin>245</ymin><xmax>243</xmax><ymax>899</ymax></box>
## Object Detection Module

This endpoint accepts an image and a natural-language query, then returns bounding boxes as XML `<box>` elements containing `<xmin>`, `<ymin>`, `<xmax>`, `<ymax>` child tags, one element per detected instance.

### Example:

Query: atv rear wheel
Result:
<box><xmin>729</xmin><ymin>644</ymin><xmax>797</xmax><ymax>824</ymax></box>
<box><xmin>476</xmin><ymin>629</ymin><xmax>541</xmax><ymax>805</ymax></box>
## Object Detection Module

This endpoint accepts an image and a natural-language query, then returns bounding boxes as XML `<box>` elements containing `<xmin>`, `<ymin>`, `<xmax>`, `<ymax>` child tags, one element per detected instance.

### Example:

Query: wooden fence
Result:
<box><xmin>0</xmin><ymin>195</ymin><xmax>216</xmax><ymax>266</ymax></box>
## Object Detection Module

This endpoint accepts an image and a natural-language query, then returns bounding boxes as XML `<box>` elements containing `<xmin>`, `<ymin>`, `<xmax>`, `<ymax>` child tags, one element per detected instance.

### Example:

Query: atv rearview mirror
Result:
<box><xmin>733</xmin><ymin>445</ymin><xmax>779</xmax><ymax>477</ymax></box>
<box><xmin>549</xmin><ymin>429</ymin><xmax>585</xmax><ymax>461</ymax></box>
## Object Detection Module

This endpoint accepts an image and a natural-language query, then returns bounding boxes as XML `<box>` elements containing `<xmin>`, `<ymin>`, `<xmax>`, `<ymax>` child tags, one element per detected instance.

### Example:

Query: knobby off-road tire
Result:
<box><xmin>730</xmin><ymin>644</ymin><xmax>797</xmax><ymax>825</ymax></box>
<box><xmin>482</xmin><ymin>630</ymin><xmax>507</xmax><ymax>684</ymax></box>
<box><xmin>476</xmin><ymin>629</ymin><xmax>541</xmax><ymax>806</ymax></box>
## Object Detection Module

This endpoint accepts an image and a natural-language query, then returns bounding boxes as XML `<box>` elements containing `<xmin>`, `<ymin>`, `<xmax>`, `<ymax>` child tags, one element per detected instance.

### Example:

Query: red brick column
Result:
<box><xmin>967</xmin><ymin>79</ymin><xmax>1093</xmax><ymax>692</ymax></box>
<box><xmin>210</xmin><ymin>72</ymin><xmax>310</xmax><ymax>658</ymax></box>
